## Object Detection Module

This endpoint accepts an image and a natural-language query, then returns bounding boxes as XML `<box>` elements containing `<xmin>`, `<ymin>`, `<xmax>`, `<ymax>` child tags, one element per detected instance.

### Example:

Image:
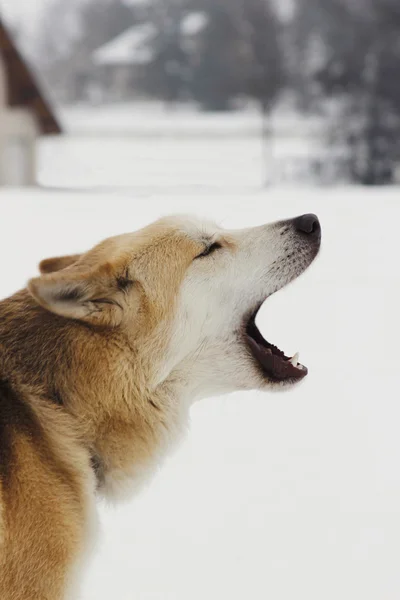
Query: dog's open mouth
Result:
<box><xmin>245</xmin><ymin>306</ymin><xmax>307</xmax><ymax>382</ymax></box>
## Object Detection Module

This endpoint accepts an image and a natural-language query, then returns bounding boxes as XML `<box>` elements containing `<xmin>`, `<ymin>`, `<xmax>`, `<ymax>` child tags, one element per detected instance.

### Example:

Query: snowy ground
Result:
<box><xmin>37</xmin><ymin>103</ymin><xmax>323</xmax><ymax>189</ymax></box>
<box><xmin>1</xmin><ymin>130</ymin><xmax>400</xmax><ymax>599</ymax></box>
<box><xmin>58</xmin><ymin>102</ymin><xmax>323</xmax><ymax>138</ymax></box>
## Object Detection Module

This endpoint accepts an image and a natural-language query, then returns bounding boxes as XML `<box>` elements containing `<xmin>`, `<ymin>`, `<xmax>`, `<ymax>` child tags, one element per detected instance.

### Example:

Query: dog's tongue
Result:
<box><xmin>247</xmin><ymin>338</ymin><xmax>308</xmax><ymax>381</ymax></box>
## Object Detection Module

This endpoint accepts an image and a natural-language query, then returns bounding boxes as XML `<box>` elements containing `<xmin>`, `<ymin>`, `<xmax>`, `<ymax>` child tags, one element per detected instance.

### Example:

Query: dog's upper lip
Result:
<box><xmin>244</xmin><ymin>307</ymin><xmax>308</xmax><ymax>382</ymax></box>
<box><xmin>241</xmin><ymin>214</ymin><xmax>321</xmax><ymax>383</ymax></box>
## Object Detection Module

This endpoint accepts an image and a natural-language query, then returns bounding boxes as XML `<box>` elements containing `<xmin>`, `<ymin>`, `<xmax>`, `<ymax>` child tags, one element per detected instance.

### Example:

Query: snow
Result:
<box><xmin>92</xmin><ymin>23</ymin><xmax>156</xmax><ymax>66</ymax></box>
<box><xmin>181</xmin><ymin>11</ymin><xmax>208</xmax><ymax>37</ymax></box>
<box><xmin>39</xmin><ymin>103</ymin><xmax>324</xmax><ymax>189</ymax></box>
<box><xmin>58</xmin><ymin>102</ymin><xmax>323</xmax><ymax>137</ymax></box>
<box><xmin>38</xmin><ymin>135</ymin><xmax>267</xmax><ymax>189</ymax></box>
<box><xmin>1</xmin><ymin>131</ymin><xmax>400</xmax><ymax>600</ymax></box>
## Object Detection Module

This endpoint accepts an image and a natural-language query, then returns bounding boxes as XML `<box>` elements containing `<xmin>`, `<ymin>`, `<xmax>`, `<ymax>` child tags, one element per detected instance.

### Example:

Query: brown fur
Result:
<box><xmin>0</xmin><ymin>213</ymin><xmax>320</xmax><ymax>598</ymax></box>
<box><xmin>39</xmin><ymin>254</ymin><xmax>82</xmax><ymax>274</ymax></box>
<box><xmin>0</xmin><ymin>219</ymin><xmax>202</xmax><ymax>599</ymax></box>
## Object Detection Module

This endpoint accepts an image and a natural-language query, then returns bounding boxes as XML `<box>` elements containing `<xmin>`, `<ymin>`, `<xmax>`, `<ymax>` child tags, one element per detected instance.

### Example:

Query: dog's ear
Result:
<box><xmin>39</xmin><ymin>254</ymin><xmax>82</xmax><ymax>274</ymax></box>
<box><xmin>28</xmin><ymin>263</ymin><xmax>132</xmax><ymax>326</ymax></box>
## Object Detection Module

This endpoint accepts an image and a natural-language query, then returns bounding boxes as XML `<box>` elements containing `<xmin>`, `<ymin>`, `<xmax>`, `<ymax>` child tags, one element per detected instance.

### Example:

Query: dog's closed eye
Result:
<box><xmin>195</xmin><ymin>242</ymin><xmax>222</xmax><ymax>260</ymax></box>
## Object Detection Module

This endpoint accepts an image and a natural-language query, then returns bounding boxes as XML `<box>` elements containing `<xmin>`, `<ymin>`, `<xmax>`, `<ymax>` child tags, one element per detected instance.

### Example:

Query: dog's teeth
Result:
<box><xmin>290</xmin><ymin>353</ymin><xmax>299</xmax><ymax>367</ymax></box>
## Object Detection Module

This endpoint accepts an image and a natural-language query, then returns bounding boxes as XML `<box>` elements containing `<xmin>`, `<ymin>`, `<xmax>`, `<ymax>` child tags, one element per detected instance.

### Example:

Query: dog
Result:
<box><xmin>0</xmin><ymin>213</ymin><xmax>320</xmax><ymax>599</ymax></box>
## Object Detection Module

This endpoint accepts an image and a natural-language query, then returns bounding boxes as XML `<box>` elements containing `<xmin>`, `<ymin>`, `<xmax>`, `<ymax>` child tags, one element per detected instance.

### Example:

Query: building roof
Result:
<box><xmin>93</xmin><ymin>12</ymin><xmax>209</xmax><ymax>67</ymax></box>
<box><xmin>93</xmin><ymin>23</ymin><xmax>156</xmax><ymax>67</ymax></box>
<box><xmin>0</xmin><ymin>18</ymin><xmax>61</xmax><ymax>135</ymax></box>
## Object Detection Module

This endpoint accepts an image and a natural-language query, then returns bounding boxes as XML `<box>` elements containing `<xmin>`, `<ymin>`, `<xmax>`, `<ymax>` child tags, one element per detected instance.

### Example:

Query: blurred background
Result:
<box><xmin>1</xmin><ymin>2</ymin><xmax>400</xmax><ymax>600</ymax></box>
<box><xmin>3</xmin><ymin>0</ymin><xmax>400</xmax><ymax>189</ymax></box>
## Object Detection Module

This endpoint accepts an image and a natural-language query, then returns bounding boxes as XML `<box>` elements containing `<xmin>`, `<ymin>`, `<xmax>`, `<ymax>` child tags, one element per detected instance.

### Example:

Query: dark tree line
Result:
<box><xmin>35</xmin><ymin>0</ymin><xmax>284</xmax><ymax>112</ymax></box>
<box><xmin>292</xmin><ymin>0</ymin><xmax>400</xmax><ymax>185</ymax></box>
<box><xmin>31</xmin><ymin>0</ymin><xmax>400</xmax><ymax>185</ymax></box>
<box><xmin>35</xmin><ymin>0</ymin><xmax>139</xmax><ymax>102</ymax></box>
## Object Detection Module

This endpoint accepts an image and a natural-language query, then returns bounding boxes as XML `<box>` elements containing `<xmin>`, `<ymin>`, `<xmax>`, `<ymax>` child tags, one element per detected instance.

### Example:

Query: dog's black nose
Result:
<box><xmin>293</xmin><ymin>214</ymin><xmax>320</xmax><ymax>236</ymax></box>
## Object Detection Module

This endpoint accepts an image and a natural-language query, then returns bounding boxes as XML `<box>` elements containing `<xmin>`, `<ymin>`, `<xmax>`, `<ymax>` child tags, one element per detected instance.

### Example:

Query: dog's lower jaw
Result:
<box><xmin>164</xmin><ymin>343</ymin><xmax>265</xmax><ymax>404</ymax></box>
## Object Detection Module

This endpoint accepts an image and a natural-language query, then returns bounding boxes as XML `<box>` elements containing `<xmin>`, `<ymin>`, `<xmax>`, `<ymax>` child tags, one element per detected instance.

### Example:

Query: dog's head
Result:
<box><xmin>29</xmin><ymin>214</ymin><xmax>321</xmax><ymax>400</ymax></box>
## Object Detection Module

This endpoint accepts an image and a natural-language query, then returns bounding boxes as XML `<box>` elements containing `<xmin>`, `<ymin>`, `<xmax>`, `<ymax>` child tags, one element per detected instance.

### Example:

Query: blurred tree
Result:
<box><xmin>189</xmin><ymin>0</ymin><xmax>243</xmax><ymax>111</ymax></box>
<box><xmin>317</xmin><ymin>0</ymin><xmax>400</xmax><ymax>185</ymax></box>
<box><xmin>292</xmin><ymin>0</ymin><xmax>400</xmax><ymax>185</ymax></box>
<box><xmin>288</xmin><ymin>0</ymin><xmax>323</xmax><ymax>111</ymax></box>
<box><xmin>187</xmin><ymin>0</ymin><xmax>284</xmax><ymax>113</ymax></box>
<box><xmin>34</xmin><ymin>0</ymin><xmax>286</xmax><ymax>112</ymax></box>
<box><xmin>143</xmin><ymin>0</ymin><xmax>189</xmax><ymax>103</ymax></box>
<box><xmin>241</xmin><ymin>0</ymin><xmax>285</xmax><ymax>182</ymax></box>
<box><xmin>78</xmin><ymin>0</ymin><xmax>136</xmax><ymax>52</ymax></box>
<box><xmin>243</xmin><ymin>0</ymin><xmax>284</xmax><ymax>113</ymax></box>
<box><xmin>143</xmin><ymin>0</ymin><xmax>285</xmax><ymax>113</ymax></box>
<box><xmin>36</xmin><ymin>0</ymin><xmax>137</xmax><ymax>102</ymax></box>
<box><xmin>34</xmin><ymin>0</ymin><xmax>83</xmax><ymax>101</ymax></box>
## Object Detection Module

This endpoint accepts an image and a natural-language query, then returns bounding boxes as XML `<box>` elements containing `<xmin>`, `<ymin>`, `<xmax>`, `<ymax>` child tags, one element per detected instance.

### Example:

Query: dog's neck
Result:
<box><xmin>0</xmin><ymin>291</ymin><xmax>189</xmax><ymax>501</ymax></box>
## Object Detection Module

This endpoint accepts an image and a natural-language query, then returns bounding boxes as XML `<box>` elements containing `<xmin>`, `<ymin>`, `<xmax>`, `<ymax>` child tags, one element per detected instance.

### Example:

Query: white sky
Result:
<box><xmin>0</xmin><ymin>0</ymin><xmax>50</xmax><ymax>22</ymax></box>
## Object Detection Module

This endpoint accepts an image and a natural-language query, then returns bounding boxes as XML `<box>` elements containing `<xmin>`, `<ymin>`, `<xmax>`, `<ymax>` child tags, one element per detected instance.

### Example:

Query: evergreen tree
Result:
<box><xmin>144</xmin><ymin>0</ymin><xmax>189</xmax><ymax>102</ymax></box>
<box><xmin>190</xmin><ymin>1</ymin><xmax>242</xmax><ymax>111</ymax></box>
<box><xmin>291</xmin><ymin>0</ymin><xmax>400</xmax><ymax>184</ymax></box>
<box><xmin>315</xmin><ymin>0</ymin><xmax>400</xmax><ymax>184</ymax></box>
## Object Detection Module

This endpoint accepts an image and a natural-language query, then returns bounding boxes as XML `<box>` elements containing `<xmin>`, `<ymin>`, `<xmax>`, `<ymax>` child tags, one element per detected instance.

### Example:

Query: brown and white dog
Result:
<box><xmin>0</xmin><ymin>213</ymin><xmax>320</xmax><ymax>599</ymax></box>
